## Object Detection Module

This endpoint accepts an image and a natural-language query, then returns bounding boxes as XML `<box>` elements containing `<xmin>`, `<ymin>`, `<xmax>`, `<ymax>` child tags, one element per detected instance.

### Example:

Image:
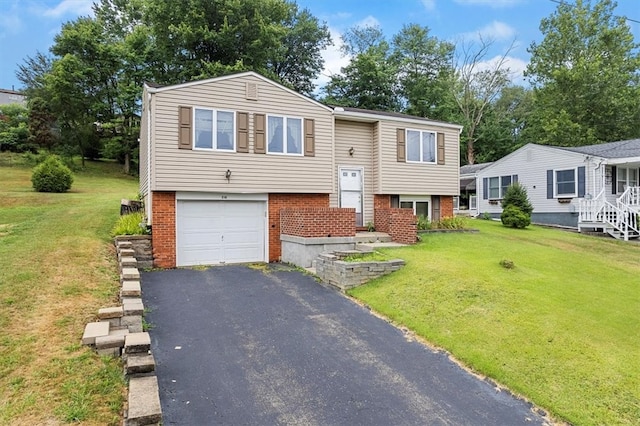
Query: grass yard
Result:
<box><xmin>350</xmin><ymin>219</ymin><xmax>640</xmax><ymax>425</ymax></box>
<box><xmin>0</xmin><ymin>154</ymin><xmax>138</xmax><ymax>425</ymax></box>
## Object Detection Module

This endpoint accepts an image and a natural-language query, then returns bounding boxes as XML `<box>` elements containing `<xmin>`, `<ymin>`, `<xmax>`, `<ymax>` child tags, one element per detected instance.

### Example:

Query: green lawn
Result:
<box><xmin>0</xmin><ymin>155</ymin><xmax>138</xmax><ymax>425</ymax></box>
<box><xmin>350</xmin><ymin>219</ymin><xmax>640</xmax><ymax>425</ymax></box>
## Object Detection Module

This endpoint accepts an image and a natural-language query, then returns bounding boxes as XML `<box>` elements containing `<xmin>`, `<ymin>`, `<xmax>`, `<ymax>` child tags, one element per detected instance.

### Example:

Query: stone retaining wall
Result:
<box><xmin>114</xmin><ymin>235</ymin><xmax>153</xmax><ymax>269</ymax></box>
<box><xmin>80</xmin><ymin>240</ymin><xmax>162</xmax><ymax>425</ymax></box>
<box><xmin>314</xmin><ymin>250</ymin><xmax>405</xmax><ymax>291</ymax></box>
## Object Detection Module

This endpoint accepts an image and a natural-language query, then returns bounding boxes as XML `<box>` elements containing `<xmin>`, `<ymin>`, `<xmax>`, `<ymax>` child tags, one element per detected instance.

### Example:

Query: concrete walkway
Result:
<box><xmin>142</xmin><ymin>265</ymin><xmax>549</xmax><ymax>426</ymax></box>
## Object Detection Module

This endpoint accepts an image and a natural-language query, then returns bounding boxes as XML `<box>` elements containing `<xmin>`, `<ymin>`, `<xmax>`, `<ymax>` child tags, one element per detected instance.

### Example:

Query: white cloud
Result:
<box><xmin>454</xmin><ymin>0</ymin><xmax>524</xmax><ymax>7</ymax></box>
<box><xmin>0</xmin><ymin>14</ymin><xmax>22</xmax><ymax>38</ymax></box>
<box><xmin>460</xmin><ymin>21</ymin><xmax>516</xmax><ymax>42</ymax></box>
<box><xmin>474</xmin><ymin>55</ymin><xmax>528</xmax><ymax>85</ymax></box>
<box><xmin>313</xmin><ymin>27</ymin><xmax>352</xmax><ymax>90</ymax></box>
<box><xmin>356</xmin><ymin>15</ymin><xmax>380</xmax><ymax>28</ymax></box>
<box><xmin>421</xmin><ymin>0</ymin><xmax>436</xmax><ymax>11</ymax></box>
<box><xmin>42</xmin><ymin>0</ymin><xmax>94</xmax><ymax>18</ymax></box>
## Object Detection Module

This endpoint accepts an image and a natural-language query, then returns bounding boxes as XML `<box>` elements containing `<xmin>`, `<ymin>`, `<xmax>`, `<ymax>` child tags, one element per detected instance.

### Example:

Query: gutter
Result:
<box><xmin>331</xmin><ymin>107</ymin><xmax>464</xmax><ymax>131</ymax></box>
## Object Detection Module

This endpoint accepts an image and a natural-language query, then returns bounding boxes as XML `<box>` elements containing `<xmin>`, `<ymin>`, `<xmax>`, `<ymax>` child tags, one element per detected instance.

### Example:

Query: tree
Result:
<box><xmin>322</xmin><ymin>25</ymin><xmax>400</xmax><ymax>111</ymax></box>
<box><xmin>0</xmin><ymin>104</ymin><xmax>31</xmax><ymax>152</ymax></box>
<box><xmin>391</xmin><ymin>24</ymin><xmax>456</xmax><ymax>120</ymax></box>
<box><xmin>452</xmin><ymin>37</ymin><xmax>514</xmax><ymax>165</ymax></box>
<box><xmin>525</xmin><ymin>0</ymin><xmax>640</xmax><ymax>146</ymax></box>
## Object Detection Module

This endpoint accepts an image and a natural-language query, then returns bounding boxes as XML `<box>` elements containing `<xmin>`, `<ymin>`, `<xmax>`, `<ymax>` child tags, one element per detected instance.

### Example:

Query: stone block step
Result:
<box><xmin>81</xmin><ymin>322</ymin><xmax>110</xmax><ymax>345</ymax></box>
<box><xmin>123</xmin><ymin>299</ymin><xmax>144</xmax><ymax>316</ymax></box>
<box><xmin>126</xmin><ymin>376</ymin><xmax>162</xmax><ymax>426</ymax></box>
<box><xmin>121</xmin><ymin>281</ymin><xmax>142</xmax><ymax>298</ymax></box>
<box><xmin>122</xmin><ymin>315</ymin><xmax>143</xmax><ymax>333</ymax></box>
<box><xmin>124</xmin><ymin>332</ymin><xmax>151</xmax><ymax>354</ymax></box>
<box><xmin>354</xmin><ymin>232</ymin><xmax>393</xmax><ymax>243</ymax></box>
<box><xmin>121</xmin><ymin>267</ymin><xmax>140</xmax><ymax>281</ymax></box>
<box><xmin>120</xmin><ymin>257</ymin><xmax>138</xmax><ymax>269</ymax></box>
<box><xmin>118</xmin><ymin>248</ymin><xmax>135</xmax><ymax>259</ymax></box>
<box><xmin>126</xmin><ymin>354</ymin><xmax>156</xmax><ymax>375</ymax></box>
<box><xmin>116</xmin><ymin>241</ymin><xmax>133</xmax><ymax>250</ymax></box>
<box><xmin>98</xmin><ymin>306</ymin><xmax>123</xmax><ymax>320</ymax></box>
<box><xmin>95</xmin><ymin>333</ymin><xmax>126</xmax><ymax>349</ymax></box>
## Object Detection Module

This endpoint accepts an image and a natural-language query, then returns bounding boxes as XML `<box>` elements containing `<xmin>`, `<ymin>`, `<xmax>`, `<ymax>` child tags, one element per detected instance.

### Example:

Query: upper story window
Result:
<box><xmin>194</xmin><ymin>108</ymin><xmax>235</xmax><ymax>151</ymax></box>
<box><xmin>406</xmin><ymin>129</ymin><xmax>436</xmax><ymax>163</ymax></box>
<box><xmin>267</xmin><ymin>115</ymin><xmax>303</xmax><ymax>155</ymax></box>
<box><xmin>555</xmin><ymin>168</ymin><xmax>577</xmax><ymax>197</ymax></box>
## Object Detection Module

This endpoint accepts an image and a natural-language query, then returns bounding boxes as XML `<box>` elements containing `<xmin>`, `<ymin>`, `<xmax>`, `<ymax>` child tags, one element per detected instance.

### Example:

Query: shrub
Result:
<box><xmin>501</xmin><ymin>182</ymin><xmax>533</xmax><ymax>215</ymax></box>
<box><xmin>111</xmin><ymin>212</ymin><xmax>148</xmax><ymax>236</ymax></box>
<box><xmin>501</xmin><ymin>205</ymin><xmax>531</xmax><ymax>229</ymax></box>
<box><xmin>481</xmin><ymin>211</ymin><xmax>492</xmax><ymax>220</ymax></box>
<box><xmin>31</xmin><ymin>155</ymin><xmax>74</xmax><ymax>193</ymax></box>
<box><xmin>416</xmin><ymin>215</ymin><xmax>431</xmax><ymax>230</ymax></box>
<box><xmin>432</xmin><ymin>216</ymin><xmax>467</xmax><ymax>230</ymax></box>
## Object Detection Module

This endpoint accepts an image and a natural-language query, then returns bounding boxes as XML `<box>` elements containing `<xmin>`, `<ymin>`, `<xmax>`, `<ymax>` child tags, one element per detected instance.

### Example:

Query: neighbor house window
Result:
<box><xmin>617</xmin><ymin>167</ymin><xmax>638</xmax><ymax>193</ymax></box>
<box><xmin>555</xmin><ymin>168</ymin><xmax>577</xmax><ymax>197</ymax></box>
<box><xmin>194</xmin><ymin>108</ymin><xmax>235</xmax><ymax>150</ymax></box>
<box><xmin>267</xmin><ymin>115</ymin><xmax>302</xmax><ymax>155</ymax></box>
<box><xmin>484</xmin><ymin>175</ymin><xmax>518</xmax><ymax>200</ymax></box>
<box><xmin>406</xmin><ymin>129</ymin><xmax>436</xmax><ymax>163</ymax></box>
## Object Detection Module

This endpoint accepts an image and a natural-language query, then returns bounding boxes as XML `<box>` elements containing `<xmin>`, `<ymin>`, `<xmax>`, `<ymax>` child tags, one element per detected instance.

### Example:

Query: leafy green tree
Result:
<box><xmin>391</xmin><ymin>24</ymin><xmax>456</xmax><ymax>120</ymax></box>
<box><xmin>0</xmin><ymin>104</ymin><xmax>31</xmax><ymax>152</ymax></box>
<box><xmin>452</xmin><ymin>38</ymin><xmax>514</xmax><ymax>165</ymax></box>
<box><xmin>322</xmin><ymin>25</ymin><xmax>400</xmax><ymax>111</ymax></box>
<box><xmin>525</xmin><ymin>0</ymin><xmax>640</xmax><ymax>146</ymax></box>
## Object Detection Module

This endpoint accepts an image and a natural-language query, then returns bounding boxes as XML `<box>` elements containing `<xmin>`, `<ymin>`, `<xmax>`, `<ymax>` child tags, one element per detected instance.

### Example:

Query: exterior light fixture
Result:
<box><xmin>348</xmin><ymin>147</ymin><xmax>354</xmax><ymax>156</ymax></box>
<box><xmin>225</xmin><ymin>169</ymin><xmax>232</xmax><ymax>180</ymax></box>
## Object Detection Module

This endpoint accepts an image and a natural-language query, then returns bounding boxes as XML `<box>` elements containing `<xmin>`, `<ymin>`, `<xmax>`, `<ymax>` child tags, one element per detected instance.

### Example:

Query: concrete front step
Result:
<box><xmin>126</xmin><ymin>376</ymin><xmax>162</xmax><ymax>426</ymax></box>
<box><xmin>354</xmin><ymin>232</ymin><xmax>392</xmax><ymax>243</ymax></box>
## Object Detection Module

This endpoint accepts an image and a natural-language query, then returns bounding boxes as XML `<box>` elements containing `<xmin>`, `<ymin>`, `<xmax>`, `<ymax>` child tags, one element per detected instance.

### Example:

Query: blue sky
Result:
<box><xmin>1</xmin><ymin>0</ymin><xmax>639</xmax><ymax>91</ymax></box>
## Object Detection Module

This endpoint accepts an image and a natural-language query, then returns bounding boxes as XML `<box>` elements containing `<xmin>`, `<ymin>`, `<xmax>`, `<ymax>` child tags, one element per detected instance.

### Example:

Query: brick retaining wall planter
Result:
<box><xmin>314</xmin><ymin>250</ymin><xmax>405</xmax><ymax>291</ymax></box>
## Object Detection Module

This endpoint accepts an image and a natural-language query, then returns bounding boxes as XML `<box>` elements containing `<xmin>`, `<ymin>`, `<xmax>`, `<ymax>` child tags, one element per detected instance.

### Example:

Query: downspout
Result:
<box><xmin>146</xmin><ymin>90</ymin><xmax>153</xmax><ymax>226</ymax></box>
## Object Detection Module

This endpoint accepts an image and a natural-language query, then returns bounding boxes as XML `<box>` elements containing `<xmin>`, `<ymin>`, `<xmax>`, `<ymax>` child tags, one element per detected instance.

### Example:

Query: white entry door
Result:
<box><xmin>339</xmin><ymin>168</ymin><xmax>363</xmax><ymax>226</ymax></box>
<box><xmin>176</xmin><ymin>200</ymin><xmax>266</xmax><ymax>266</ymax></box>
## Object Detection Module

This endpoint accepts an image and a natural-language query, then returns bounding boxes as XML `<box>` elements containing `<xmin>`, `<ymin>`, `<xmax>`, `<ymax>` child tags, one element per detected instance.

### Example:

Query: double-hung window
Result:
<box><xmin>488</xmin><ymin>177</ymin><xmax>500</xmax><ymax>199</ymax></box>
<box><xmin>267</xmin><ymin>115</ymin><xmax>303</xmax><ymax>155</ymax></box>
<box><xmin>194</xmin><ymin>108</ymin><xmax>234</xmax><ymax>151</ymax></box>
<box><xmin>617</xmin><ymin>167</ymin><xmax>638</xmax><ymax>193</ymax></box>
<box><xmin>406</xmin><ymin>129</ymin><xmax>436</xmax><ymax>163</ymax></box>
<box><xmin>555</xmin><ymin>168</ymin><xmax>577</xmax><ymax>197</ymax></box>
<box><xmin>484</xmin><ymin>174</ymin><xmax>517</xmax><ymax>199</ymax></box>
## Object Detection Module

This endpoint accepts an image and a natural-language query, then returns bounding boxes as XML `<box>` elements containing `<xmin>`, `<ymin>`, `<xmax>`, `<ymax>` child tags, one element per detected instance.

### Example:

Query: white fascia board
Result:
<box><xmin>604</xmin><ymin>156</ymin><xmax>640</xmax><ymax>165</ymax></box>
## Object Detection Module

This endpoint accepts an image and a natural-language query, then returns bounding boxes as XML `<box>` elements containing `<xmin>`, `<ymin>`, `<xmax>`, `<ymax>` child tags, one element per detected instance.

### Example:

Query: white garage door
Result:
<box><xmin>177</xmin><ymin>200</ymin><xmax>266</xmax><ymax>266</ymax></box>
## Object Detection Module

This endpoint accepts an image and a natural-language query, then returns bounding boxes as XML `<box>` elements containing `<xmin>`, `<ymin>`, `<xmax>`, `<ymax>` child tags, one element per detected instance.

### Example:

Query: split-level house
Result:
<box><xmin>473</xmin><ymin>141</ymin><xmax>640</xmax><ymax>240</ymax></box>
<box><xmin>139</xmin><ymin>72</ymin><xmax>462</xmax><ymax>268</ymax></box>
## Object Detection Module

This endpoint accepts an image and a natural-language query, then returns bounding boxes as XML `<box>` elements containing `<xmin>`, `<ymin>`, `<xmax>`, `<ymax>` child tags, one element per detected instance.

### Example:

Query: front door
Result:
<box><xmin>339</xmin><ymin>168</ymin><xmax>363</xmax><ymax>227</ymax></box>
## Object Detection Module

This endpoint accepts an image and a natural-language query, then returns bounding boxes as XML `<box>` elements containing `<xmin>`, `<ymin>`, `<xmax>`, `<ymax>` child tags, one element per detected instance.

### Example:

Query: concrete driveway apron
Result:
<box><xmin>142</xmin><ymin>265</ymin><xmax>548</xmax><ymax>426</ymax></box>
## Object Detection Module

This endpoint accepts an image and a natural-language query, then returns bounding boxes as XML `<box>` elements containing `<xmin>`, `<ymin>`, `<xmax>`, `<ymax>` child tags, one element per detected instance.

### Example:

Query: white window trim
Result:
<box><xmin>266</xmin><ymin>114</ymin><xmax>304</xmax><ymax>156</ymax></box>
<box><xmin>399</xmin><ymin>195</ymin><xmax>431</xmax><ymax>221</ymax></box>
<box><xmin>617</xmin><ymin>167</ymin><xmax>638</xmax><ymax>192</ymax></box>
<box><xmin>554</xmin><ymin>167</ymin><xmax>578</xmax><ymax>198</ymax></box>
<box><xmin>405</xmin><ymin>129</ymin><xmax>437</xmax><ymax>164</ymax></box>
<box><xmin>192</xmin><ymin>107</ymin><xmax>236</xmax><ymax>152</ymax></box>
<box><xmin>488</xmin><ymin>176</ymin><xmax>501</xmax><ymax>200</ymax></box>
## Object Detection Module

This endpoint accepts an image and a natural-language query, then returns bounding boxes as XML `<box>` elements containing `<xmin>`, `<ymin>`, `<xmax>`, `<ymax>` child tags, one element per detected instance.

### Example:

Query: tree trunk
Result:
<box><xmin>123</xmin><ymin>152</ymin><xmax>130</xmax><ymax>175</ymax></box>
<box><xmin>466</xmin><ymin>137</ymin><xmax>475</xmax><ymax>165</ymax></box>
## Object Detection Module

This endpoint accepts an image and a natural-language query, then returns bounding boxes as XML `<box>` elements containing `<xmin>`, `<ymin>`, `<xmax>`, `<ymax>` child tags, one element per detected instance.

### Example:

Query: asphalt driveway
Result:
<box><xmin>141</xmin><ymin>265</ymin><xmax>548</xmax><ymax>426</ymax></box>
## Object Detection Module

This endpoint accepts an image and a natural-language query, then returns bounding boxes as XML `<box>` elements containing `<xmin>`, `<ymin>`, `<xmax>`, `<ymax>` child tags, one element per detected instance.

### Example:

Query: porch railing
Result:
<box><xmin>578</xmin><ymin>188</ymin><xmax>639</xmax><ymax>240</ymax></box>
<box><xmin>617</xmin><ymin>186</ymin><xmax>640</xmax><ymax>211</ymax></box>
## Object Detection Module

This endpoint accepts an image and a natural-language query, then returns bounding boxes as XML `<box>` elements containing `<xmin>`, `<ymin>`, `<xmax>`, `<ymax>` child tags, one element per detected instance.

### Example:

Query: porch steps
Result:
<box><xmin>354</xmin><ymin>232</ymin><xmax>392</xmax><ymax>244</ymax></box>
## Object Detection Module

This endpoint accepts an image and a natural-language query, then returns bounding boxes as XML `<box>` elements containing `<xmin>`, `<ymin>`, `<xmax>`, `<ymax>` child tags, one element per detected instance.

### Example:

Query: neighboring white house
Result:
<box><xmin>0</xmin><ymin>89</ymin><xmax>26</xmax><ymax>106</ymax></box>
<box><xmin>454</xmin><ymin>162</ymin><xmax>492</xmax><ymax>217</ymax></box>
<box><xmin>474</xmin><ymin>141</ymin><xmax>640</xmax><ymax>240</ymax></box>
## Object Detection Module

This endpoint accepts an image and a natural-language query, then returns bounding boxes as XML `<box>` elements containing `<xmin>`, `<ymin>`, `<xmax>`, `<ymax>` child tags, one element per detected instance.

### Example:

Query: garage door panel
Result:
<box><xmin>177</xmin><ymin>200</ymin><xmax>266</xmax><ymax>266</ymax></box>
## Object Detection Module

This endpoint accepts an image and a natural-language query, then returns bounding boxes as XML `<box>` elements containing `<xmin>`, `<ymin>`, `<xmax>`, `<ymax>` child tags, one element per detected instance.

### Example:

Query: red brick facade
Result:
<box><xmin>151</xmin><ymin>191</ymin><xmax>176</xmax><ymax>268</ymax></box>
<box><xmin>268</xmin><ymin>194</ymin><xmax>330</xmax><ymax>262</ymax></box>
<box><xmin>280</xmin><ymin>208</ymin><xmax>356</xmax><ymax>238</ymax></box>
<box><xmin>374</xmin><ymin>194</ymin><xmax>391</xmax><ymax>210</ymax></box>
<box><xmin>440</xmin><ymin>196</ymin><xmax>454</xmax><ymax>218</ymax></box>
<box><xmin>374</xmin><ymin>208</ymin><xmax>417</xmax><ymax>245</ymax></box>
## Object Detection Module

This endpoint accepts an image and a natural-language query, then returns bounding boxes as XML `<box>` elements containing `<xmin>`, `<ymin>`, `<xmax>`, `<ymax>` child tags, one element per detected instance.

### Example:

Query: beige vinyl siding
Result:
<box><xmin>476</xmin><ymin>144</ymin><xmax>596</xmax><ymax>215</ymax></box>
<box><xmin>331</xmin><ymin>120</ymin><xmax>376</xmax><ymax>223</ymax></box>
<box><xmin>378</xmin><ymin>121</ymin><xmax>460</xmax><ymax>195</ymax></box>
<box><xmin>150</xmin><ymin>74</ymin><xmax>333</xmax><ymax>193</ymax></box>
<box><xmin>373</xmin><ymin>122</ymin><xmax>381</xmax><ymax>193</ymax></box>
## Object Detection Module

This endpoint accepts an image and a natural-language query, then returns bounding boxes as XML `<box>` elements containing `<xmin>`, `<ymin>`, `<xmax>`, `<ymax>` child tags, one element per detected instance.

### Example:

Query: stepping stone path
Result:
<box><xmin>80</xmin><ymin>238</ymin><xmax>162</xmax><ymax>425</ymax></box>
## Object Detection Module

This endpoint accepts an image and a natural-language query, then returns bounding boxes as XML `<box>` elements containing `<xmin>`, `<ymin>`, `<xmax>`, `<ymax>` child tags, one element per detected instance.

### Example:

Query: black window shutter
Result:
<box><xmin>483</xmin><ymin>177</ymin><xmax>488</xmax><ymax>200</ymax></box>
<box><xmin>547</xmin><ymin>169</ymin><xmax>554</xmax><ymax>199</ymax></box>
<box><xmin>611</xmin><ymin>166</ymin><xmax>617</xmax><ymax>194</ymax></box>
<box><xmin>512</xmin><ymin>174</ymin><xmax>518</xmax><ymax>183</ymax></box>
<box><xmin>577</xmin><ymin>166</ymin><xmax>586</xmax><ymax>197</ymax></box>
